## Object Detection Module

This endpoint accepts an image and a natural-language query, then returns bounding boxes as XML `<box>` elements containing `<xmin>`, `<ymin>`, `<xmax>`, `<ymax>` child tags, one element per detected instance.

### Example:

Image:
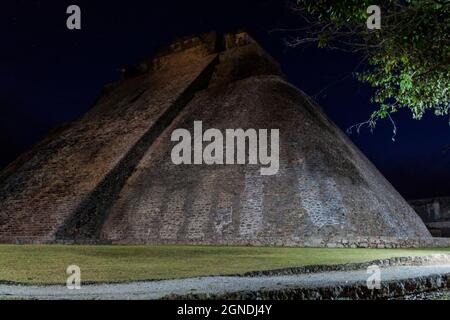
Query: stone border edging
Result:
<box><xmin>163</xmin><ymin>254</ymin><xmax>450</xmax><ymax>300</ymax></box>
<box><xmin>234</xmin><ymin>253</ymin><xmax>450</xmax><ymax>278</ymax></box>
<box><xmin>165</xmin><ymin>273</ymin><xmax>450</xmax><ymax>300</ymax></box>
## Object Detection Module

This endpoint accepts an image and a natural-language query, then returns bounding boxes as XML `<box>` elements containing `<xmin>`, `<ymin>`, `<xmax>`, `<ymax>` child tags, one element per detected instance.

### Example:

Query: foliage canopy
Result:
<box><xmin>290</xmin><ymin>0</ymin><xmax>449</xmax><ymax>127</ymax></box>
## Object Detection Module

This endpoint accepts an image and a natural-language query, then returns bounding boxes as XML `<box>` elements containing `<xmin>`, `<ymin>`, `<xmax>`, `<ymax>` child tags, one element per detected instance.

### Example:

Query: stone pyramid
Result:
<box><xmin>0</xmin><ymin>32</ymin><xmax>431</xmax><ymax>245</ymax></box>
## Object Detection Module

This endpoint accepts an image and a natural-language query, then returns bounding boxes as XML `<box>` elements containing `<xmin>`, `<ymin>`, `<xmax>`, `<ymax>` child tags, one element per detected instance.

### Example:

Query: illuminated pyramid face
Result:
<box><xmin>0</xmin><ymin>32</ymin><xmax>430</xmax><ymax>245</ymax></box>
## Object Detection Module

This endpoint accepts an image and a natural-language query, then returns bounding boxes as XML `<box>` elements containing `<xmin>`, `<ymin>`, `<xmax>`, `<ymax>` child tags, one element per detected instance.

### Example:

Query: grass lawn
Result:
<box><xmin>0</xmin><ymin>245</ymin><xmax>449</xmax><ymax>285</ymax></box>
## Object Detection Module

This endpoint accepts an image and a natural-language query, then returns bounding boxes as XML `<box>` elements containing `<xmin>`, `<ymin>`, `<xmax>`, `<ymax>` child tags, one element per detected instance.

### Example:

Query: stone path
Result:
<box><xmin>1</xmin><ymin>264</ymin><xmax>450</xmax><ymax>300</ymax></box>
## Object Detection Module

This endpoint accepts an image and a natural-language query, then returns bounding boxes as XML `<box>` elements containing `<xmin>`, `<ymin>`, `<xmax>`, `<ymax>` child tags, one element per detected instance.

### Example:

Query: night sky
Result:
<box><xmin>1</xmin><ymin>0</ymin><xmax>449</xmax><ymax>200</ymax></box>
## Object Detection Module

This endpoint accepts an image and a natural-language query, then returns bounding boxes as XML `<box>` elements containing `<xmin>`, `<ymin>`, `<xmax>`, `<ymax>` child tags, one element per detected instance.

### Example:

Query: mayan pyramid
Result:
<box><xmin>0</xmin><ymin>32</ymin><xmax>431</xmax><ymax>245</ymax></box>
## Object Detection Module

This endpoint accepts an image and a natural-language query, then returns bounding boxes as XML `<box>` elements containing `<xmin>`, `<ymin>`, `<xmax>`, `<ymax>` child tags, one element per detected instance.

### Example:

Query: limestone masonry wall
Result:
<box><xmin>0</xmin><ymin>32</ymin><xmax>441</xmax><ymax>246</ymax></box>
<box><xmin>0</xmin><ymin>34</ymin><xmax>219</xmax><ymax>243</ymax></box>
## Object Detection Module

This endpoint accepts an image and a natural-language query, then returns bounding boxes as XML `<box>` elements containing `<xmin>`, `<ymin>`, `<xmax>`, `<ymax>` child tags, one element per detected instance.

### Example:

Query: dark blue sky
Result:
<box><xmin>1</xmin><ymin>0</ymin><xmax>449</xmax><ymax>199</ymax></box>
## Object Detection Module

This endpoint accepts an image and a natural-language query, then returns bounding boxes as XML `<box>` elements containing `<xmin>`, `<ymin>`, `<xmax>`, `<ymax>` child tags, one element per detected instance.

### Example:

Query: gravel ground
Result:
<box><xmin>1</xmin><ymin>264</ymin><xmax>450</xmax><ymax>300</ymax></box>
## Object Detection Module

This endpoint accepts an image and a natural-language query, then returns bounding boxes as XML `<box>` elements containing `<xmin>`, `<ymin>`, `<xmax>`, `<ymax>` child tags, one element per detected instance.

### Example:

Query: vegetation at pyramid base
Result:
<box><xmin>291</xmin><ymin>0</ymin><xmax>449</xmax><ymax>127</ymax></box>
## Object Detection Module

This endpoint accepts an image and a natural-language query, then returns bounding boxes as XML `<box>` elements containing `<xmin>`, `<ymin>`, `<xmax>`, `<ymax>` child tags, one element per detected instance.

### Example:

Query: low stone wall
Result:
<box><xmin>291</xmin><ymin>236</ymin><xmax>450</xmax><ymax>248</ymax></box>
<box><xmin>165</xmin><ymin>254</ymin><xmax>450</xmax><ymax>300</ymax></box>
<box><xmin>115</xmin><ymin>236</ymin><xmax>450</xmax><ymax>248</ymax></box>
<box><xmin>166</xmin><ymin>274</ymin><xmax>450</xmax><ymax>300</ymax></box>
<box><xmin>236</xmin><ymin>254</ymin><xmax>450</xmax><ymax>278</ymax></box>
<box><xmin>304</xmin><ymin>236</ymin><xmax>450</xmax><ymax>248</ymax></box>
